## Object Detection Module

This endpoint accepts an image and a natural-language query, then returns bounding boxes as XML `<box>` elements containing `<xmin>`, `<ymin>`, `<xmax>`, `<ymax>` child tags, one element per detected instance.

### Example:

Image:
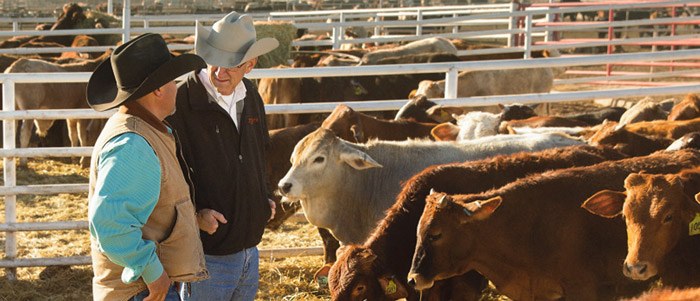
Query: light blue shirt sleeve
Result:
<box><xmin>88</xmin><ymin>132</ymin><xmax>164</xmax><ymax>284</ymax></box>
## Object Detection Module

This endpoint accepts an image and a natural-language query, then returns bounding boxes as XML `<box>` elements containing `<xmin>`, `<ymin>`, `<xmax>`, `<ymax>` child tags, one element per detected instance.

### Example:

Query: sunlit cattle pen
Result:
<box><xmin>2</xmin><ymin>0</ymin><xmax>700</xmax><ymax>300</ymax></box>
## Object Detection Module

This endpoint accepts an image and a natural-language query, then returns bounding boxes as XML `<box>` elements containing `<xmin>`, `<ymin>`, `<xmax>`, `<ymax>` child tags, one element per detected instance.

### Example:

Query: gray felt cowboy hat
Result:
<box><xmin>87</xmin><ymin>33</ymin><xmax>206</xmax><ymax>112</ymax></box>
<box><xmin>195</xmin><ymin>12</ymin><xmax>279</xmax><ymax>68</ymax></box>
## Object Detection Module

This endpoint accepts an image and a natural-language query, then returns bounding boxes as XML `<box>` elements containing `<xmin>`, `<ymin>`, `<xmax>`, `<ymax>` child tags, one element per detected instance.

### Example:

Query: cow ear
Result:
<box><xmin>339</xmin><ymin>147</ymin><xmax>382</xmax><ymax>170</ymax></box>
<box><xmin>358</xmin><ymin>248</ymin><xmax>377</xmax><ymax>263</ymax></box>
<box><xmin>431</xmin><ymin>123</ymin><xmax>459</xmax><ymax>141</ymax></box>
<box><xmin>497</xmin><ymin>103</ymin><xmax>505</xmax><ymax>110</ymax></box>
<box><xmin>378</xmin><ymin>274</ymin><xmax>408</xmax><ymax>299</ymax></box>
<box><xmin>350</xmin><ymin>123</ymin><xmax>364</xmax><ymax>143</ymax></box>
<box><xmin>426</xmin><ymin>105</ymin><xmax>462</xmax><ymax>123</ymax></box>
<box><xmin>467</xmin><ymin>197</ymin><xmax>502</xmax><ymax>221</ymax></box>
<box><xmin>582</xmin><ymin>190</ymin><xmax>626</xmax><ymax>218</ymax></box>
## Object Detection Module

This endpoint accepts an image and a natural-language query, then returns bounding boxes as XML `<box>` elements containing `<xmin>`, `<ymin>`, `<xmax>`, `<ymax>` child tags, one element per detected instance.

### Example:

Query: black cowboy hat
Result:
<box><xmin>87</xmin><ymin>33</ymin><xmax>205</xmax><ymax>112</ymax></box>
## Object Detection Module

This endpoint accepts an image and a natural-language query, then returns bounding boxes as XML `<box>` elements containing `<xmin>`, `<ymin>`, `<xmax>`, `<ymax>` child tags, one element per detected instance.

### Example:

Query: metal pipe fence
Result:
<box><xmin>1</xmin><ymin>0</ymin><xmax>700</xmax><ymax>276</ymax></box>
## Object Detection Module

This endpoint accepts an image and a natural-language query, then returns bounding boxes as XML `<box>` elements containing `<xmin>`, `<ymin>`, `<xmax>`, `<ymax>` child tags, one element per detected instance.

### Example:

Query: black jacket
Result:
<box><xmin>166</xmin><ymin>72</ymin><xmax>272</xmax><ymax>255</ymax></box>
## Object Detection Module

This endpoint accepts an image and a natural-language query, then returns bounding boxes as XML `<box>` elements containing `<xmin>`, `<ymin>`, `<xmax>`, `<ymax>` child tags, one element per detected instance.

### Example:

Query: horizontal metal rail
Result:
<box><xmin>0</xmin><ymin>246</ymin><xmax>324</xmax><ymax>267</ymax></box>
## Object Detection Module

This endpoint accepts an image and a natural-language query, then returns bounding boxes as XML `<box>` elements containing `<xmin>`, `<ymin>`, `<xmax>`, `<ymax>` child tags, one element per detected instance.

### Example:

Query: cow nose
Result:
<box><xmin>625</xmin><ymin>262</ymin><xmax>648</xmax><ymax>277</ymax></box>
<box><xmin>407</xmin><ymin>278</ymin><xmax>416</xmax><ymax>288</ymax></box>
<box><xmin>279</xmin><ymin>182</ymin><xmax>292</xmax><ymax>194</ymax></box>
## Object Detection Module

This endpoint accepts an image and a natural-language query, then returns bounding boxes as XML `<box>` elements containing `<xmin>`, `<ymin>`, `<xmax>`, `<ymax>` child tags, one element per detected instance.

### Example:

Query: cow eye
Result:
<box><xmin>427</xmin><ymin>233</ymin><xmax>442</xmax><ymax>242</ymax></box>
<box><xmin>354</xmin><ymin>284</ymin><xmax>366</xmax><ymax>293</ymax></box>
<box><xmin>663</xmin><ymin>214</ymin><xmax>672</xmax><ymax>223</ymax></box>
<box><xmin>313</xmin><ymin>156</ymin><xmax>325</xmax><ymax>164</ymax></box>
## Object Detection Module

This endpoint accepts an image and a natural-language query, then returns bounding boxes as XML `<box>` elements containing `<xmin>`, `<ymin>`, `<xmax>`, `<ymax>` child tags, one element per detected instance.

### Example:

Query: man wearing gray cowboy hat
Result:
<box><xmin>87</xmin><ymin>33</ymin><xmax>208</xmax><ymax>301</ymax></box>
<box><xmin>166</xmin><ymin>12</ymin><xmax>278</xmax><ymax>300</ymax></box>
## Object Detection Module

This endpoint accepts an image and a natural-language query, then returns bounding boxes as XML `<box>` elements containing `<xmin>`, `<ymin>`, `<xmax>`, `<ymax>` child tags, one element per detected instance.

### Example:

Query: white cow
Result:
<box><xmin>360</xmin><ymin>37</ymin><xmax>457</xmax><ymax>65</ymax></box>
<box><xmin>277</xmin><ymin>128</ymin><xmax>585</xmax><ymax>245</ymax></box>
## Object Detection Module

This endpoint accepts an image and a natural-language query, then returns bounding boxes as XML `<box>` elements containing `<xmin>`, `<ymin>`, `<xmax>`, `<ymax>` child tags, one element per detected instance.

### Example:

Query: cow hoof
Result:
<box><xmin>314</xmin><ymin>262</ymin><xmax>333</xmax><ymax>288</ymax></box>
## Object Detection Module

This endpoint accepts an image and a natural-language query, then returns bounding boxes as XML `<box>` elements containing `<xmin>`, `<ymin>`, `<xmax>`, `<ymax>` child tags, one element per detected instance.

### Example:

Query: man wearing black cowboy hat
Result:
<box><xmin>87</xmin><ymin>33</ymin><xmax>208</xmax><ymax>301</ymax></box>
<box><xmin>166</xmin><ymin>12</ymin><xmax>278</xmax><ymax>300</ymax></box>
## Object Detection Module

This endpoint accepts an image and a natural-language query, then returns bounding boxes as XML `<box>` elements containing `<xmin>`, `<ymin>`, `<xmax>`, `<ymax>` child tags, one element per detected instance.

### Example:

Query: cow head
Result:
<box><xmin>587</xmin><ymin>120</ymin><xmax>635</xmax><ymax>153</ymax></box>
<box><xmin>667</xmin><ymin>132</ymin><xmax>700</xmax><ymax>151</ymax></box>
<box><xmin>582</xmin><ymin>171</ymin><xmax>700</xmax><ymax>281</ymax></box>
<box><xmin>394</xmin><ymin>95</ymin><xmax>437</xmax><ymax>123</ymax></box>
<box><xmin>498</xmin><ymin>103</ymin><xmax>538</xmax><ymax>121</ymax></box>
<box><xmin>408</xmin><ymin>191</ymin><xmax>501</xmax><ymax>291</ymax></box>
<box><xmin>329</xmin><ymin>245</ymin><xmax>408</xmax><ymax>301</ymax></box>
<box><xmin>322</xmin><ymin>104</ymin><xmax>365</xmax><ymax>143</ymax></box>
<box><xmin>415</xmin><ymin>80</ymin><xmax>444</xmax><ymax>99</ymax></box>
<box><xmin>277</xmin><ymin>128</ymin><xmax>381</xmax><ymax>227</ymax></box>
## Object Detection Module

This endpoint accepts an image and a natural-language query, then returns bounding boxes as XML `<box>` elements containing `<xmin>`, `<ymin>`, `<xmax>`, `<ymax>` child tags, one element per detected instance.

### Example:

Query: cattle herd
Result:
<box><xmin>5</xmin><ymin>3</ymin><xmax>700</xmax><ymax>300</ymax></box>
<box><xmin>259</xmin><ymin>88</ymin><xmax>700</xmax><ymax>300</ymax></box>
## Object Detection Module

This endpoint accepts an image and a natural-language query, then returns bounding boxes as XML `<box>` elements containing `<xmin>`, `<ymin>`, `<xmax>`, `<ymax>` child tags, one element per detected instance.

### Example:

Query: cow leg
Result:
<box><xmin>75</xmin><ymin>119</ymin><xmax>90</xmax><ymax>168</ymax></box>
<box><xmin>18</xmin><ymin>119</ymin><xmax>33</xmax><ymax>167</ymax></box>
<box><xmin>265</xmin><ymin>198</ymin><xmax>301</xmax><ymax>230</ymax></box>
<box><xmin>318</xmin><ymin>227</ymin><xmax>340</xmax><ymax>264</ymax></box>
<box><xmin>66</xmin><ymin>119</ymin><xmax>80</xmax><ymax>166</ymax></box>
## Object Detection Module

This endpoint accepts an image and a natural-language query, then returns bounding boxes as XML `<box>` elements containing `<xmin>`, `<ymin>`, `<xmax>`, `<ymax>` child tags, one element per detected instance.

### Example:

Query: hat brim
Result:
<box><xmin>87</xmin><ymin>53</ymin><xmax>205</xmax><ymax>112</ymax></box>
<box><xmin>195</xmin><ymin>21</ymin><xmax>279</xmax><ymax>68</ymax></box>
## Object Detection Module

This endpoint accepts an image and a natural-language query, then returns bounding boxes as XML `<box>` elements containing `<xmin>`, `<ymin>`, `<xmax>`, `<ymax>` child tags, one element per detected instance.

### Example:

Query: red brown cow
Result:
<box><xmin>582</xmin><ymin>168</ymin><xmax>700</xmax><ymax>288</ymax></box>
<box><xmin>258</xmin><ymin>65</ymin><xmax>303</xmax><ymax>129</ymax></box>
<box><xmin>329</xmin><ymin>145</ymin><xmax>628</xmax><ymax>301</ymax></box>
<box><xmin>408</xmin><ymin>149</ymin><xmax>700</xmax><ymax>300</ymax></box>
<box><xmin>668</xmin><ymin>93</ymin><xmax>700</xmax><ymax>121</ymax></box>
<box><xmin>587</xmin><ymin>120</ymin><xmax>673</xmax><ymax>157</ymax></box>
<box><xmin>321</xmin><ymin>104</ymin><xmax>437</xmax><ymax>143</ymax></box>
<box><xmin>498</xmin><ymin>116</ymin><xmax>590</xmax><ymax>134</ymax></box>
<box><xmin>618</xmin><ymin>117</ymin><xmax>700</xmax><ymax>140</ymax></box>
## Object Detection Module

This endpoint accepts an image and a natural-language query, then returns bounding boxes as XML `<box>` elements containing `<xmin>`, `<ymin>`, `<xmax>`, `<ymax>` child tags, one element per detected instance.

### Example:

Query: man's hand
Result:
<box><xmin>268</xmin><ymin>199</ymin><xmax>276</xmax><ymax>222</ymax></box>
<box><xmin>196</xmin><ymin>208</ymin><xmax>227</xmax><ymax>235</ymax></box>
<box><xmin>144</xmin><ymin>271</ymin><xmax>171</xmax><ymax>301</ymax></box>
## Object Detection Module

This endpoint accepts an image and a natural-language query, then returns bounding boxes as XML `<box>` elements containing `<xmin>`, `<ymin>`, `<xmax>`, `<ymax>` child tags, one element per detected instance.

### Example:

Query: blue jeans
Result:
<box><xmin>182</xmin><ymin>247</ymin><xmax>260</xmax><ymax>301</ymax></box>
<box><xmin>129</xmin><ymin>283</ymin><xmax>180</xmax><ymax>301</ymax></box>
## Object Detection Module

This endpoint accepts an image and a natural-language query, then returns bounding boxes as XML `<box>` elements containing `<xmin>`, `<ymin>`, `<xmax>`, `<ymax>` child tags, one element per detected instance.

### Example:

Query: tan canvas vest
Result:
<box><xmin>89</xmin><ymin>112</ymin><xmax>208</xmax><ymax>301</ymax></box>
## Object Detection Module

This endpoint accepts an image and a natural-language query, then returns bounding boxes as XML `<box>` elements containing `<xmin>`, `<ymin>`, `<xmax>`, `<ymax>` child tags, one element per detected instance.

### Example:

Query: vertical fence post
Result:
<box><xmin>606</xmin><ymin>9</ymin><xmax>614</xmax><ymax>77</ymax></box>
<box><xmin>332</xmin><ymin>13</ymin><xmax>344</xmax><ymax>50</ymax></box>
<box><xmin>452</xmin><ymin>12</ymin><xmax>458</xmax><ymax>34</ymax></box>
<box><xmin>108</xmin><ymin>0</ymin><xmax>114</xmax><ymax>15</ymax></box>
<box><xmin>444</xmin><ymin>67</ymin><xmax>459</xmax><ymax>99</ymax></box>
<box><xmin>3</xmin><ymin>79</ymin><xmax>17</xmax><ymax>280</ymax></box>
<box><xmin>507</xmin><ymin>1</ymin><xmax>518</xmax><ymax>47</ymax></box>
<box><xmin>670</xmin><ymin>5</ymin><xmax>677</xmax><ymax>72</ymax></box>
<box><xmin>524</xmin><ymin>14</ymin><xmax>532</xmax><ymax>59</ymax></box>
<box><xmin>544</xmin><ymin>0</ymin><xmax>555</xmax><ymax>43</ymax></box>
<box><xmin>416</xmin><ymin>9</ymin><xmax>423</xmax><ymax>36</ymax></box>
<box><xmin>122</xmin><ymin>0</ymin><xmax>131</xmax><ymax>44</ymax></box>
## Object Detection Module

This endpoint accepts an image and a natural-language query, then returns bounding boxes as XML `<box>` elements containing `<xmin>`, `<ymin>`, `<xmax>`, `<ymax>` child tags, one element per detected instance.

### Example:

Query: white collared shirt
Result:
<box><xmin>198</xmin><ymin>68</ymin><xmax>247</xmax><ymax>128</ymax></box>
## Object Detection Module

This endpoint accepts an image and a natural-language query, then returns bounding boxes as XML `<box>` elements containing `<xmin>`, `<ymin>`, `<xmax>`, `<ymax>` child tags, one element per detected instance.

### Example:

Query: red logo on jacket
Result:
<box><xmin>248</xmin><ymin>117</ymin><xmax>259</xmax><ymax>124</ymax></box>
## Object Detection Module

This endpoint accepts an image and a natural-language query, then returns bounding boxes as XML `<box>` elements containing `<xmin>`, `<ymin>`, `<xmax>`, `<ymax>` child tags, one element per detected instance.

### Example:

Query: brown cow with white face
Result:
<box><xmin>408</xmin><ymin>149</ymin><xmax>700</xmax><ymax>300</ymax></box>
<box><xmin>582</xmin><ymin>169</ymin><xmax>700</xmax><ymax>288</ymax></box>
